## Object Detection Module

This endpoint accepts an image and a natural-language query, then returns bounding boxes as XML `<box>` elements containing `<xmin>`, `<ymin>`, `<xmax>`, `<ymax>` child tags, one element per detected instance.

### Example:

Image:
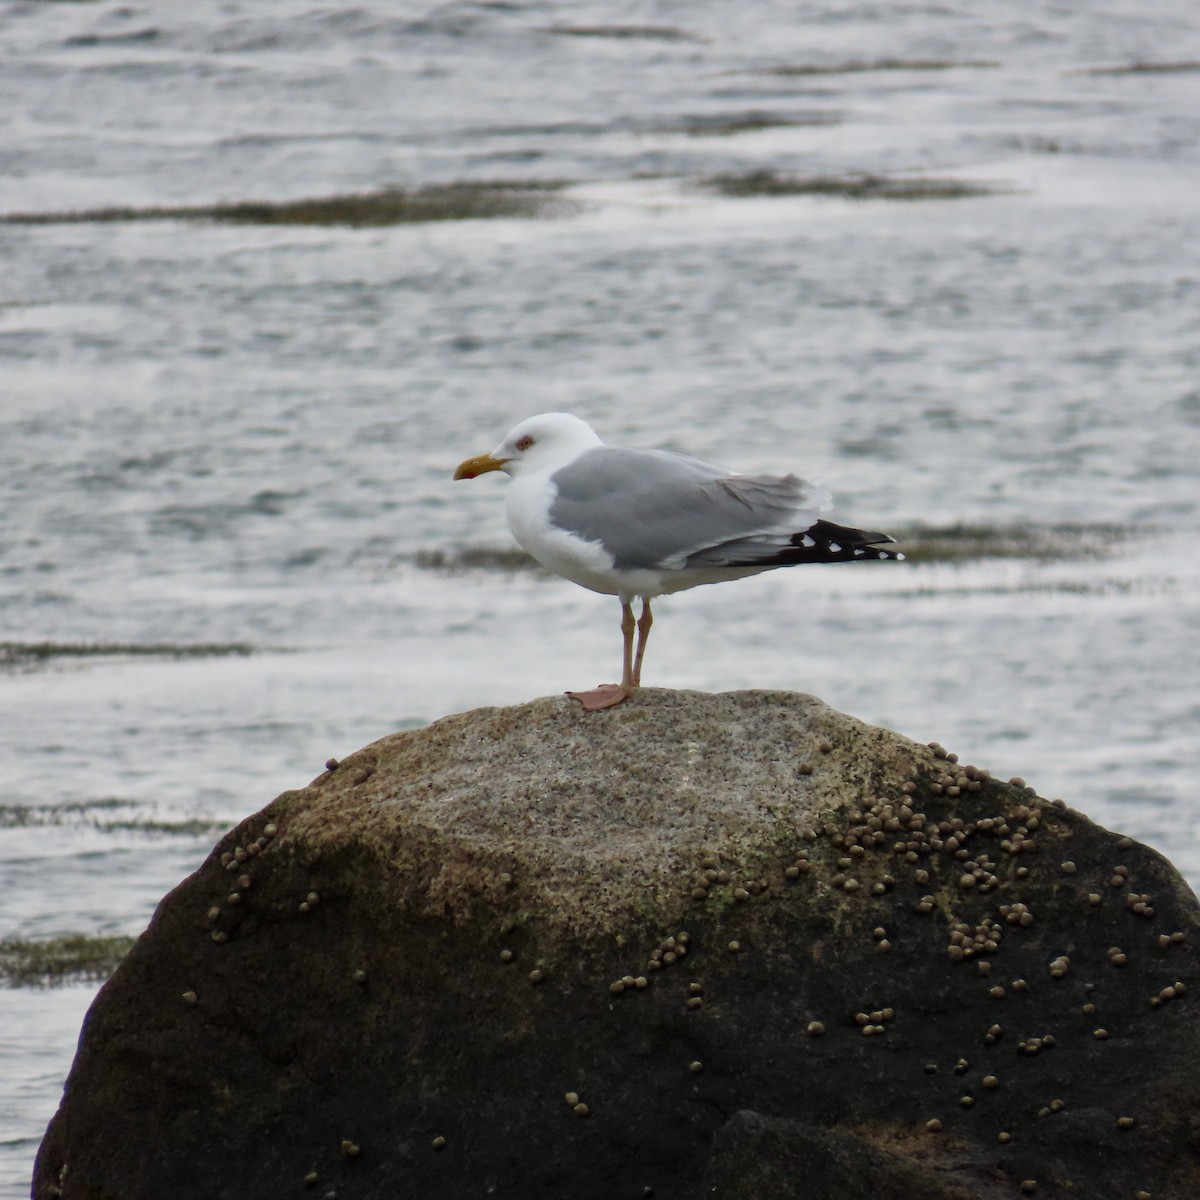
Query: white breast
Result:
<box><xmin>506</xmin><ymin>472</ymin><xmax>634</xmax><ymax>596</ymax></box>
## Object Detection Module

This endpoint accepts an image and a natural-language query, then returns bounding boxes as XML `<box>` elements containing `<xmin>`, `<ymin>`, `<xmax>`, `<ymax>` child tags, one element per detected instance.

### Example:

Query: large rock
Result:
<box><xmin>34</xmin><ymin>690</ymin><xmax>1200</xmax><ymax>1199</ymax></box>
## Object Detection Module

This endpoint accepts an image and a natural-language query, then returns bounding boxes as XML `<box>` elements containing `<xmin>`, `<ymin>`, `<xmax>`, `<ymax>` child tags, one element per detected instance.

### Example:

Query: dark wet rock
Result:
<box><xmin>34</xmin><ymin>690</ymin><xmax>1200</xmax><ymax>1199</ymax></box>
<box><xmin>700</xmin><ymin>1114</ymin><xmax>984</xmax><ymax>1199</ymax></box>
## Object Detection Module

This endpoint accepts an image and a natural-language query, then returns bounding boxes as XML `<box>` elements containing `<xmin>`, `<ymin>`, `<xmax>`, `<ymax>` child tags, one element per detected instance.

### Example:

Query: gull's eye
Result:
<box><xmin>514</xmin><ymin>435</ymin><xmax>535</xmax><ymax>451</ymax></box>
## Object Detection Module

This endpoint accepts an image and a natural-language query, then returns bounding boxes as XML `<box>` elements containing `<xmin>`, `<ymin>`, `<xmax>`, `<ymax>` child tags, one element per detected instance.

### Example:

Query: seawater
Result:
<box><xmin>3</xmin><ymin>1</ymin><xmax>1200</xmax><ymax>1194</ymax></box>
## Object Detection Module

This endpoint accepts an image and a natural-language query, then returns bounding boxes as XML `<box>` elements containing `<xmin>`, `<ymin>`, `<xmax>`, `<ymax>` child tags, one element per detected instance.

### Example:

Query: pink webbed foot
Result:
<box><xmin>565</xmin><ymin>683</ymin><xmax>635</xmax><ymax>712</ymax></box>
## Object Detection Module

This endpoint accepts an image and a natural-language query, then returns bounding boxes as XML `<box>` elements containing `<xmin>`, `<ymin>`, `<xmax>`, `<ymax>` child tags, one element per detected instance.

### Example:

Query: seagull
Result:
<box><xmin>454</xmin><ymin>413</ymin><xmax>902</xmax><ymax>711</ymax></box>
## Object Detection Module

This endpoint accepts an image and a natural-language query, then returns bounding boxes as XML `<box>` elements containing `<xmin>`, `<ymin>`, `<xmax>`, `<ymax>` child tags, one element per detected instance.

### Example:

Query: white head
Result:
<box><xmin>454</xmin><ymin>412</ymin><xmax>604</xmax><ymax>480</ymax></box>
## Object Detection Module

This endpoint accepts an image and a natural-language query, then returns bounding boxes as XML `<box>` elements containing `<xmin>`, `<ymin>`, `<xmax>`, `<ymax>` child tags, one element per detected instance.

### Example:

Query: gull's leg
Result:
<box><xmin>567</xmin><ymin>599</ymin><xmax>637</xmax><ymax>711</ymax></box>
<box><xmin>631</xmin><ymin>597</ymin><xmax>653</xmax><ymax>687</ymax></box>
<box><xmin>619</xmin><ymin>598</ymin><xmax>636</xmax><ymax>689</ymax></box>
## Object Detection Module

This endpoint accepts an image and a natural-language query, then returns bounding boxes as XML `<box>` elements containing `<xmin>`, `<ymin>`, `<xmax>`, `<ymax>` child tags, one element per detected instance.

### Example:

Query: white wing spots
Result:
<box><xmin>801</xmin><ymin>534</ymin><xmax>815</xmax><ymax>547</ymax></box>
<box><xmin>829</xmin><ymin>542</ymin><xmax>841</xmax><ymax>552</ymax></box>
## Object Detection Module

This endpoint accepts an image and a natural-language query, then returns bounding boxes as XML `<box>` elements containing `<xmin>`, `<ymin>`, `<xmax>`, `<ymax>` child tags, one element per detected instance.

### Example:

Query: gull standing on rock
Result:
<box><xmin>454</xmin><ymin>412</ymin><xmax>903</xmax><ymax>711</ymax></box>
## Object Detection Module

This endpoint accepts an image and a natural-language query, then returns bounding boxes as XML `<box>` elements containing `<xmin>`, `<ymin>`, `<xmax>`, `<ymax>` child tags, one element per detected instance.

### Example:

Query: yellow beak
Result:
<box><xmin>453</xmin><ymin>453</ymin><xmax>507</xmax><ymax>480</ymax></box>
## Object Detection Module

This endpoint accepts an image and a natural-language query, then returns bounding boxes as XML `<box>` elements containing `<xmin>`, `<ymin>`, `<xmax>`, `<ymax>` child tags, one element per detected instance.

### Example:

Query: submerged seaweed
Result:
<box><xmin>1078</xmin><ymin>60</ymin><xmax>1200</xmax><ymax>75</ymax></box>
<box><xmin>0</xmin><ymin>934</ymin><xmax>135</xmax><ymax>987</ymax></box>
<box><xmin>703</xmin><ymin>169</ymin><xmax>1006</xmax><ymax>201</ymax></box>
<box><xmin>539</xmin><ymin>24</ymin><xmax>700</xmax><ymax>43</ymax></box>
<box><xmin>0</xmin><ymin>181</ymin><xmax>569</xmax><ymax>228</ymax></box>
<box><xmin>0</xmin><ymin>798</ymin><xmax>226</xmax><ymax>836</ymax></box>
<box><xmin>760</xmin><ymin>58</ymin><xmax>999</xmax><ymax>76</ymax></box>
<box><xmin>0</xmin><ymin>641</ymin><xmax>256</xmax><ymax>669</ymax></box>
<box><xmin>894</xmin><ymin>522</ymin><xmax>1136</xmax><ymax>565</ymax></box>
<box><xmin>411</xmin><ymin>547</ymin><xmax>545</xmax><ymax>574</ymax></box>
<box><xmin>656</xmin><ymin>112</ymin><xmax>838</xmax><ymax>136</ymax></box>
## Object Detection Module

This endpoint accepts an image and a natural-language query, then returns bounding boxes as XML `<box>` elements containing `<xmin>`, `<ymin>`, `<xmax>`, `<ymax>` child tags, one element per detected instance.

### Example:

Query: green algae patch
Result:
<box><xmin>703</xmin><ymin>169</ymin><xmax>1007</xmax><ymax>201</ymax></box>
<box><xmin>1</xmin><ymin>934</ymin><xmax>135</xmax><ymax>987</ymax></box>
<box><xmin>0</xmin><ymin>181</ymin><xmax>569</xmax><ymax>228</ymax></box>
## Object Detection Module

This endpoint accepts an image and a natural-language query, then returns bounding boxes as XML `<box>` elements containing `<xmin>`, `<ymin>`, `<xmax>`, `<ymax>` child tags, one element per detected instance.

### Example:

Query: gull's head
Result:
<box><xmin>453</xmin><ymin>412</ymin><xmax>604</xmax><ymax>480</ymax></box>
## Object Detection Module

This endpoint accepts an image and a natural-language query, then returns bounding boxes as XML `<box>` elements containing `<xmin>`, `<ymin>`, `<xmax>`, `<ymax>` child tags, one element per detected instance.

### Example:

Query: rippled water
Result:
<box><xmin>3</xmin><ymin>1</ymin><xmax>1200</xmax><ymax>1194</ymax></box>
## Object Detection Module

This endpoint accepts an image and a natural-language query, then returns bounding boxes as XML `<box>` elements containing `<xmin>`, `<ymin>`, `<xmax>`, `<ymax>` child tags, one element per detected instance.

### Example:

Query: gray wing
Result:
<box><xmin>548</xmin><ymin>447</ymin><xmax>831</xmax><ymax>571</ymax></box>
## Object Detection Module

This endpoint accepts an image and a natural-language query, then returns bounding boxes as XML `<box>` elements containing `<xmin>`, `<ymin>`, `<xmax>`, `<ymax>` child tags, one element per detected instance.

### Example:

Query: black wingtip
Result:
<box><xmin>784</xmin><ymin>518</ymin><xmax>903</xmax><ymax>564</ymax></box>
<box><xmin>722</xmin><ymin>518</ymin><xmax>903</xmax><ymax>567</ymax></box>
